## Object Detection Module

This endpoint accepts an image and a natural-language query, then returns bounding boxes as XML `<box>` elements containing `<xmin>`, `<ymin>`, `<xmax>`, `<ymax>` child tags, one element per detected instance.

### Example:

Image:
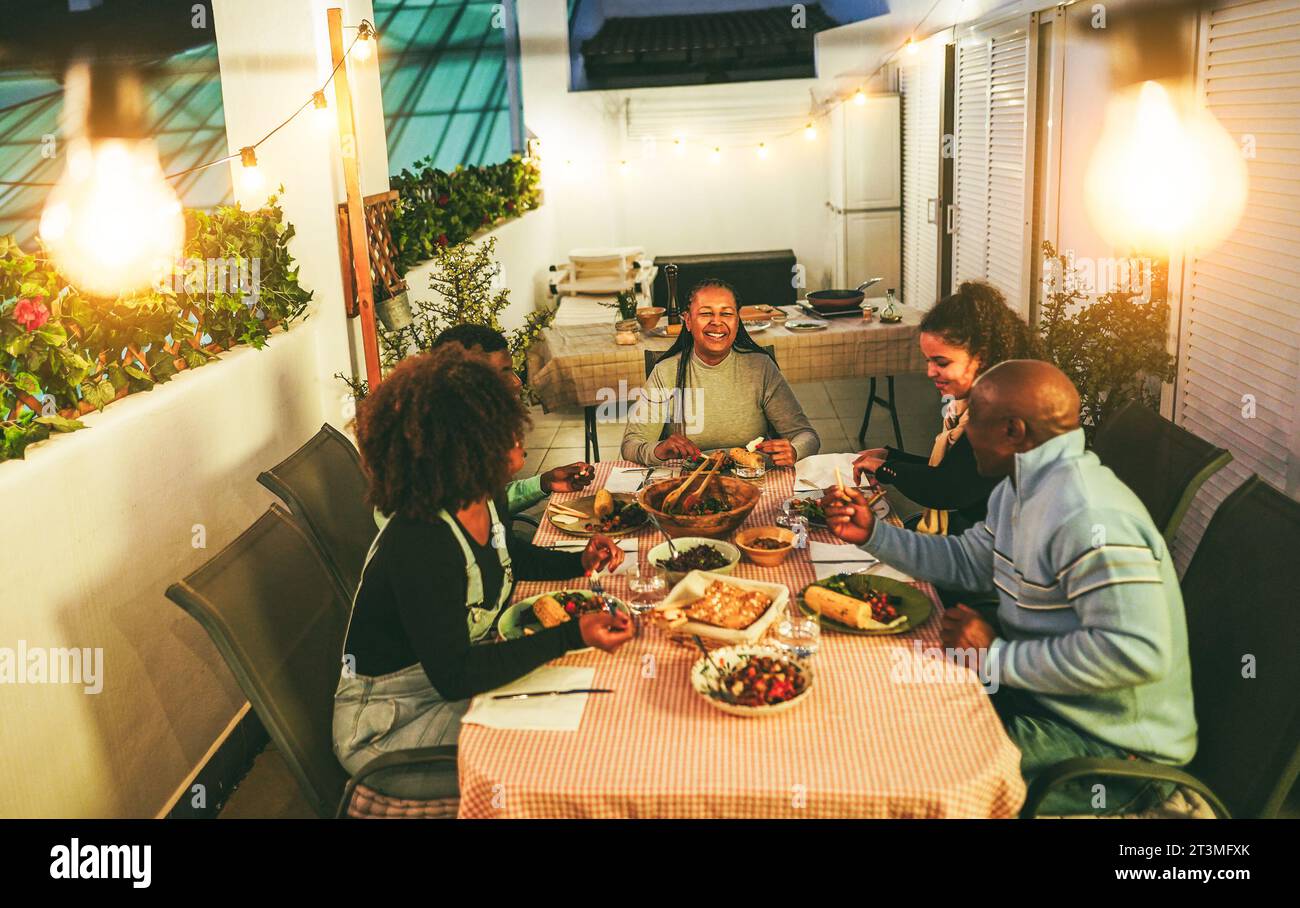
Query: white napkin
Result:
<box><xmin>461</xmin><ymin>665</ymin><xmax>598</xmax><ymax>731</ymax></box>
<box><xmin>795</xmin><ymin>452</ymin><xmax>861</xmax><ymax>491</ymax></box>
<box><xmin>602</xmin><ymin>467</ymin><xmax>673</xmax><ymax>494</ymax></box>
<box><xmin>809</xmin><ymin>540</ymin><xmax>876</xmax><ymax>564</ymax></box>
<box><xmin>546</xmin><ymin>538</ymin><xmax>638</xmax><ymax>576</ymax></box>
<box><xmin>814</xmin><ymin>559</ymin><xmax>916</xmax><ymax>583</ymax></box>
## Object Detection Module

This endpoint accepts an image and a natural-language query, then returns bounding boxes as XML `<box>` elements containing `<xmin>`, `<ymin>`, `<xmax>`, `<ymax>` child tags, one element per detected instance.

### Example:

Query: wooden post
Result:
<box><xmin>328</xmin><ymin>7</ymin><xmax>382</xmax><ymax>389</ymax></box>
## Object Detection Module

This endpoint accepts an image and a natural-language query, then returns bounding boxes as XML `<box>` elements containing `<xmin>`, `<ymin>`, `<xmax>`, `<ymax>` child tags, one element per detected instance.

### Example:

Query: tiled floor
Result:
<box><xmin>220</xmin><ymin>374</ymin><xmax>945</xmax><ymax>818</ymax></box>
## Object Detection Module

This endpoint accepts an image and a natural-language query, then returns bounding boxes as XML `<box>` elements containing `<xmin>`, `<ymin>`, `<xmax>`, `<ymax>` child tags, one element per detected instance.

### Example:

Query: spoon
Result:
<box><xmin>692</xmin><ymin>635</ymin><xmax>736</xmax><ymax>704</ymax></box>
<box><xmin>643</xmin><ymin>509</ymin><xmax>679</xmax><ymax>557</ymax></box>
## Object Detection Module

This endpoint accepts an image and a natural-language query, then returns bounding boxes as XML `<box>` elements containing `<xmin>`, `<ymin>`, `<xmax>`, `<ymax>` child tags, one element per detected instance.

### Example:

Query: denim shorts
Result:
<box><xmin>333</xmin><ymin>663</ymin><xmax>467</xmax><ymax>799</ymax></box>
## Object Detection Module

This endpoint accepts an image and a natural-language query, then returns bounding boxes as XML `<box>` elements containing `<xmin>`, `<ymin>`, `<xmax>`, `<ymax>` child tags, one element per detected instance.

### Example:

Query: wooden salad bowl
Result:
<box><xmin>638</xmin><ymin>475</ymin><xmax>762</xmax><ymax>539</ymax></box>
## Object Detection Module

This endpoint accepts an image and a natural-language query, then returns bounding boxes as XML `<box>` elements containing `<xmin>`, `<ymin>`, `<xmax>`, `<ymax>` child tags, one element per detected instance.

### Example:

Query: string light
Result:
<box><xmin>311</xmin><ymin>90</ymin><xmax>331</xmax><ymax>130</ymax></box>
<box><xmin>756</xmin><ymin>142</ymin><xmax>769</xmax><ymax>160</ymax></box>
<box><xmin>853</xmin><ymin>87</ymin><xmax>867</xmax><ymax>106</ymax></box>
<box><xmin>673</xmin><ymin>137</ymin><xmax>685</xmax><ymax>156</ymax></box>
<box><xmin>352</xmin><ymin>19</ymin><xmax>376</xmax><ymax>61</ymax></box>
<box><xmin>710</xmin><ymin>146</ymin><xmax>721</xmax><ymax>164</ymax></box>
<box><xmin>803</xmin><ymin>122</ymin><xmax>817</xmax><ymax>141</ymax></box>
<box><xmin>618</xmin><ymin>159</ymin><xmax>630</xmax><ymax>175</ymax></box>
<box><xmin>238</xmin><ymin>146</ymin><xmax>264</xmax><ymax>192</ymax></box>
<box><xmin>906</xmin><ymin>38</ymin><xmax>919</xmax><ymax>55</ymax></box>
<box><xmin>38</xmin><ymin>62</ymin><xmax>184</xmax><ymax>298</ymax></box>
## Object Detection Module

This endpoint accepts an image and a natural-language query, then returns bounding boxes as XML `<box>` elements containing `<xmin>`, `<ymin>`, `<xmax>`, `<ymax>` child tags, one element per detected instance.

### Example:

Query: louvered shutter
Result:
<box><xmin>1173</xmin><ymin>0</ymin><xmax>1300</xmax><ymax>572</ymax></box>
<box><xmin>952</xmin><ymin>18</ymin><xmax>1034</xmax><ymax>315</ymax></box>
<box><xmin>899</xmin><ymin>38</ymin><xmax>945</xmax><ymax>308</ymax></box>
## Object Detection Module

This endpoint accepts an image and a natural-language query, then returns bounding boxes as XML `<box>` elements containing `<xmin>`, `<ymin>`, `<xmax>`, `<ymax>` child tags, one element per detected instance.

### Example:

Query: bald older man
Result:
<box><xmin>826</xmin><ymin>360</ymin><xmax>1196</xmax><ymax>814</ymax></box>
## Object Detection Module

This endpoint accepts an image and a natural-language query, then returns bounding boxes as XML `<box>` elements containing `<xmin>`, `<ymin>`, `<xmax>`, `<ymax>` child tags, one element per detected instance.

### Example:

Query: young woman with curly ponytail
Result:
<box><xmin>852</xmin><ymin>281</ymin><xmax>1041</xmax><ymax>535</ymax></box>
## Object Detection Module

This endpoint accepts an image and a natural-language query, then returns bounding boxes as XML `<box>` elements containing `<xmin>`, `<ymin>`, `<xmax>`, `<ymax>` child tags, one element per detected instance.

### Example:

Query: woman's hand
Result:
<box><xmin>852</xmin><ymin>448</ymin><xmax>889</xmax><ymax>484</ymax></box>
<box><xmin>578</xmin><ymin>610</ymin><xmax>636</xmax><ymax>652</ymax></box>
<box><xmin>581</xmin><ymin>534</ymin><xmax>625</xmax><ymax>574</ymax></box>
<box><xmin>823</xmin><ymin>486</ymin><xmax>876</xmax><ymax>546</ymax></box>
<box><xmin>757</xmin><ymin>438</ymin><xmax>796</xmax><ymax>467</ymax></box>
<box><xmin>654</xmin><ymin>434</ymin><xmax>701</xmax><ymax>461</ymax></box>
<box><xmin>541</xmin><ymin>462</ymin><xmax>595</xmax><ymax>494</ymax></box>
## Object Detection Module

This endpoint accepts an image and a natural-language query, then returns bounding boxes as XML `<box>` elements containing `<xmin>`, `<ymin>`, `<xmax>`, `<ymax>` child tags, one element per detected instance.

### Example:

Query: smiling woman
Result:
<box><xmin>620</xmin><ymin>278</ymin><xmax>819</xmax><ymax>466</ymax></box>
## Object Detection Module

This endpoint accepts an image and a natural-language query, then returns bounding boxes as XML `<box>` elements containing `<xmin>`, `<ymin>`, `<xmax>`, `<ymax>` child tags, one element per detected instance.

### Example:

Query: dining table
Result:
<box><xmin>524</xmin><ymin>304</ymin><xmax>928</xmax><ymax>461</ymax></box>
<box><xmin>455</xmin><ymin>460</ymin><xmax>1027</xmax><ymax>819</ymax></box>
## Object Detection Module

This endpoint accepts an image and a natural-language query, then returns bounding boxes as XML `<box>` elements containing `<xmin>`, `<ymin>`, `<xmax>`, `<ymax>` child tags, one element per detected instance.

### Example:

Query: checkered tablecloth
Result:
<box><xmin>457</xmin><ymin>462</ymin><xmax>1026</xmax><ymax>818</ymax></box>
<box><xmin>526</xmin><ymin>307</ymin><xmax>927</xmax><ymax>411</ymax></box>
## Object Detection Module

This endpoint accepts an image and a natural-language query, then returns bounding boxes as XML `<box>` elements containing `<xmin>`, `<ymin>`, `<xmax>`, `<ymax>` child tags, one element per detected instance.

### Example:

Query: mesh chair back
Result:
<box><xmin>258</xmin><ymin>423</ymin><xmax>376</xmax><ymax>597</ymax></box>
<box><xmin>165</xmin><ymin>506</ymin><xmax>350</xmax><ymax>818</ymax></box>
<box><xmin>1181</xmin><ymin>475</ymin><xmax>1300</xmax><ymax>817</ymax></box>
<box><xmin>1092</xmin><ymin>400</ymin><xmax>1231</xmax><ymax>542</ymax></box>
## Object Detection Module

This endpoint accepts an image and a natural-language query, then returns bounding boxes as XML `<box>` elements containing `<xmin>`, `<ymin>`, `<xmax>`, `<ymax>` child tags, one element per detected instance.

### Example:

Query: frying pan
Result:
<box><xmin>804</xmin><ymin>277</ymin><xmax>882</xmax><ymax>315</ymax></box>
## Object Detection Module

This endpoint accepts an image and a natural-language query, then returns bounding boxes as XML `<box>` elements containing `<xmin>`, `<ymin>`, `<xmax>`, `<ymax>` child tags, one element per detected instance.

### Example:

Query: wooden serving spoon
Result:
<box><xmin>677</xmin><ymin>453</ymin><xmax>725</xmax><ymax>514</ymax></box>
<box><xmin>662</xmin><ymin>455</ymin><xmax>714</xmax><ymax>514</ymax></box>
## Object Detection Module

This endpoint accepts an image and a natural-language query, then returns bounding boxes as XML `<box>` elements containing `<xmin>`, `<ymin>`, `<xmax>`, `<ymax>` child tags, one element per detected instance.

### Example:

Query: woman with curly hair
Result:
<box><xmin>334</xmin><ymin>348</ymin><xmax>634</xmax><ymax>798</ymax></box>
<box><xmin>852</xmin><ymin>281</ymin><xmax>1041</xmax><ymax>535</ymax></box>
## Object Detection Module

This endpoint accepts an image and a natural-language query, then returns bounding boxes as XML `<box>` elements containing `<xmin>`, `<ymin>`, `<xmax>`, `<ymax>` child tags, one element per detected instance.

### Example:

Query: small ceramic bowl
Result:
<box><xmin>733</xmin><ymin>526</ymin><xmax>796</xmax><ymax>567</ymax></box>
<box><xmin>635</xmin><ymin>307</ymin><xmax>666</xmax><ymax>330</ymax></box>
<box><xmin>615</xmin><ymin>318</ymin><xmax>641</xmax><ymax>333</ymax></box>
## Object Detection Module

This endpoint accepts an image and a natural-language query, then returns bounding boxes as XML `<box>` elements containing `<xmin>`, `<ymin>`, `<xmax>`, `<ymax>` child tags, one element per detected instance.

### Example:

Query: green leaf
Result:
<box><xmin>13</xmin><ymin>371</ymin><xmax>41</xmax><ymax>396</ymax></box>
<box><xmin>34</xmin><ymin>414</ymin><xmax>85</xmax><ymax>432</ymax></box>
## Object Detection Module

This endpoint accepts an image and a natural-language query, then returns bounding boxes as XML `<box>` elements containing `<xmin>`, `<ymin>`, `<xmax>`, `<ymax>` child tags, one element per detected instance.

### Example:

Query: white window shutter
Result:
<box><xmin>899</xmin><ymin>39</ymin><xmax>945</xmax><ymax>309</ymax></box>
<box><xmin>952</xmin><ymin>19</ymin><xmax>1033</xmax><ymax>315</ymax></box>
<box><xmin>1173</xmin><ymin>0</ymin><xmax>1300</xmax><ymax>572</ymax></box>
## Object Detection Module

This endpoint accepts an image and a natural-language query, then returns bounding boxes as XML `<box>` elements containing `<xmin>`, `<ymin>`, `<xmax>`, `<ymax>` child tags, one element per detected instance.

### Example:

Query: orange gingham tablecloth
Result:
<box><xmin>457</xmin><ymin>462</ymin><xmax>1026</xmax><ymax>818</ymax></box>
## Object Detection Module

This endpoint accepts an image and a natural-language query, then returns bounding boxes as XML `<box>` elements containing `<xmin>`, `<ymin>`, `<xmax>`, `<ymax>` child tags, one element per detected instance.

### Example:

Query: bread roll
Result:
<box><xmin>593</xmin><ymin>489</ymin><xmax>614</xmax><ymax>518</ymax></box>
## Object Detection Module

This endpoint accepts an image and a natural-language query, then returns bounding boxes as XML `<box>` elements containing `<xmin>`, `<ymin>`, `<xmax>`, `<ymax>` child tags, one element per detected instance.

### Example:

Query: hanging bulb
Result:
<box><xmin>853</xmin><ymin>88</ymin><xmax>867</xmax><ymax>106</ymax></box>
<box><xmin>618</xmin><ymin>159</ymin><xmax>630</xmax><ymax>175</ymax></box>
<box><xmin>1084</xmin><ymin>80</ymin><xmax>1248</xmax><ymax>256</ymax></box>
<box><xmin>353</xmin><ymin>20</ymin><xmax>376</xmax><ymax>61</ymax></box>
<box><xmin>239</xmin><ymin>146</ymin><xmax>264</xmax><ymax>194</ymax></box>
<box><xmin>756</xmin><ymin>143</ymin><xmax>768</xmax><ymax>160</ymax></box>
<box><xmin>673</xmin><ymin>137</ymin><xmax>685</xmax><ymax>156</ymax></box>
<box><xmin>38</xmin><ymin>61</ymin><xmax>183</xmax><ymax>298</ymax></box>
<box><xmin>906</xmin><ymin>38</ymin><xmax>919</xmax><ymax>55</ymax></box>
<box><xmin>710</xmin><ymin>146</ymin><xmax>721</xmax><ymax>164</ymax></box>
<box><xmin>311</xmin><ymin>90</ymin><xmax>331</xmax><ymax>130</ymax></box>
<box><xmin>803</xmin><ymin>122</ymin><xmax>817</xmax><ymax>141</ymax></box>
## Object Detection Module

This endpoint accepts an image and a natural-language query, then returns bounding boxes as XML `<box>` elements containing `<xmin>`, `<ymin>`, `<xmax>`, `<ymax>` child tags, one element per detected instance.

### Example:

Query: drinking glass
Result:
<box><xmin>771</xmin><ymin>605</ymin><xmax>820</xmax><ymax>659</ymax></box>
<box><xmin>627</xmin><ymin>556</ymin><xmax>667</xmax><ymax>612</ymax></box>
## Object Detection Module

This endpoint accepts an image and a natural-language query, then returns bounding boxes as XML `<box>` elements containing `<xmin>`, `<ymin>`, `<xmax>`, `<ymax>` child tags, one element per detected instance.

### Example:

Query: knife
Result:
<box><xmin>492</xmin><ymin>688</ymin><xmax>613</xmax><ymax>700</ymax></box>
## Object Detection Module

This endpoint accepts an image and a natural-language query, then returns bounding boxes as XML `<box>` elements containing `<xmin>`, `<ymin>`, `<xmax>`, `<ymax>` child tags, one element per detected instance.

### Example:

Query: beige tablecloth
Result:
<box><xmin>526</xmin><ymin>307</ymin><xmax>927</xmax><ymax>410</ymax></box>
<box><xmin>456</xmin><ymin>462</ymin><xmax>1026</xmax><ymax>819</ymax></box>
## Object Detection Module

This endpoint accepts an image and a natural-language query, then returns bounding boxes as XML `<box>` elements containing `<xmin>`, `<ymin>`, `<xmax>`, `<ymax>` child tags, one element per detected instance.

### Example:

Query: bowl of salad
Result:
<box><xmin>647</xmin><ymin>537</ymin><xmax>741</xmax><ymax>584</ymax></box>
<box><xmin>690</xmin><ymin>645</ymin><xmax>813</xmax><ymax>717</ymax></box>
<box><xmin>637</xmin><ymin>475</ymin><xmax>762</xmax><ymax>539</ymax></box>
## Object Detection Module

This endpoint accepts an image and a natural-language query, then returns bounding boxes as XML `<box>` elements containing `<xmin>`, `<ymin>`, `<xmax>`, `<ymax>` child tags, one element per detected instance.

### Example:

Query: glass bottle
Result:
<box><xmin>880</xmin><ymin>288</ymin><xmax>899</xmax><ymax>322</ymax></box>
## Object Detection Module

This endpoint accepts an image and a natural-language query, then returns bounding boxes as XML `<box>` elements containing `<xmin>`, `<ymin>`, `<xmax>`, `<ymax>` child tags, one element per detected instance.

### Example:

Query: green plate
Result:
<box><xmin>798</xmin><ymin>573</ymin><xmax>933</xmax><ymax>636</ymax></box>
<box><xmin>498</xmin><ymin>589</ymin><xmax>631</xmax><ymax>641</ymax></box>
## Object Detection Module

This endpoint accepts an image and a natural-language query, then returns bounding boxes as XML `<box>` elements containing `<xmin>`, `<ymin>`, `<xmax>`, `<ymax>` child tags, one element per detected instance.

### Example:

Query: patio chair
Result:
<box><xmin>257</xmin><ymin>423</ymin><xmax>377</xmax><ymax>597</ymax></box>
<box><xmin>1021</xmin><ymin>475</ymin><xmax>1300</xmax><ymax>819</ymax></box>
<box><xmin>1091</xmin><ymin>400</ymin><xmax>1232</xmax><ymax>544</ymax></box>
<box><xmin>165</xmin><ymin>505</ymin><xmax>459</xmax><ymax>819</ymax></box>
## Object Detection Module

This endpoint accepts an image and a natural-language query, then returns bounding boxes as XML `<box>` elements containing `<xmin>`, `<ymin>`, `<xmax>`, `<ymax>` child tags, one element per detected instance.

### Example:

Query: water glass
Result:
<box><xmin>627</xmin><ymin>556</ymin><xmax>667</xmax><ymax>612</ymax></box>
<box><xmin>772</xmin><ymin>607</ymin><xmax>820</xmax><ymax>659</ymax></box>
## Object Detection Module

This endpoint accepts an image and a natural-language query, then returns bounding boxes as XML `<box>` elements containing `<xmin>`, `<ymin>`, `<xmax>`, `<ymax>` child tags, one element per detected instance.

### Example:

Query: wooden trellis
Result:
<box><xmin>337</xmin><ymin>189</ymin><xmax>408</xmax><ymax>318</ymax></box>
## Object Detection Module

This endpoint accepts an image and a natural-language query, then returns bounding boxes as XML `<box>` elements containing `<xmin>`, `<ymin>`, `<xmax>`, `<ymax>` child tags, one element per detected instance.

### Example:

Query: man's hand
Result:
<box><xmin>581</xmin><ymin>534</ymin><xmax>625</xmax><ymax>574</ymax></box>
<box><xmin>541</xmin><ymin>462</ymin><xmax>595</xmax><ymax>494</ymax></box>
<box><xmin>852</xmin><ymin>447</ymin><xmax>889</xmax><ymax>484</ymax></box>
<box><xmin>939</xmin><ymin>604</ymin><xmax>997</xmax><ymax>669</ymax></box>
<box><xmin>757</xmin><ymin>438</ymin><xmax>796</xmax><ymax>467</ymax></box>
<box><xmin>654</xmin><ymin>434</ymin><xmax>701</xmax><ymax>461</ymax></box>
<box><xmin>578</xmin><ymin>610</ymin><xmax>636</xmax><ymax>652</ymax></box>
<box><xmin>822</xmin><ymin>486</ymin><xmax>875</xmax><ymax>545</ymax></box>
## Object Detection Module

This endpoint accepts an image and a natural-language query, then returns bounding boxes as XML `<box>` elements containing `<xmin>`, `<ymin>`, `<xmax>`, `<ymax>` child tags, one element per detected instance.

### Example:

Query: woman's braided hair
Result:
<box><xmin>919</xmin><ymin>280</ymin><xmax>1041</xmax><ymax>374</ymax></box>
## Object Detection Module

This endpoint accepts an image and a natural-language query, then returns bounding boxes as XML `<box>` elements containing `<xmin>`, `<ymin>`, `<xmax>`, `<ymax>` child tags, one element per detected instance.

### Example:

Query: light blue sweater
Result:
<box><xmin>863</xmin><ymin>428</ymin><xmax>1197</xmax><ymax>765</ymax></box>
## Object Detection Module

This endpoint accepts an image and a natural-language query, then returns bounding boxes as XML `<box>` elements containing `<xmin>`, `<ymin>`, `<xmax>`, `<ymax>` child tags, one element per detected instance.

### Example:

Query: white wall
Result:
<box><xmin>0</xmin><ymin>0</ymin><xmax>386</xmax><ymax>817</ymax></box>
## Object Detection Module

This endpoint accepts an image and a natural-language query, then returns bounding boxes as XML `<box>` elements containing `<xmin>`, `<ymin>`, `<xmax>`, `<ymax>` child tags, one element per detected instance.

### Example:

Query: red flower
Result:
<box><xmin>437</xmin><ymin>233</ymin><xmax>449</xmax><ymax>247</ymax></box>
<box><xmin>12</xmin><ymin>297</ymin><xmax>50</xmax><ymax>333</ymax></box>
<box><xmin>437</xmin><ymin>193</ymin><xmax>449</xmax><ymax>207</ymax></box>
<box><xmin>505</xmin><ymin>200</ymin><xmax>516</xmax><ymax>212</ymax></box>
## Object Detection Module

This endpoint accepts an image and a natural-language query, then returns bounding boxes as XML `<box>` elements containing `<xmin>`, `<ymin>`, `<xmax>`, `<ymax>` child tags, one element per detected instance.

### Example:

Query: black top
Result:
<box><xmin>874</xmin><ymin>433</ymin><xmax>1000</xmax><ymax>534</ymax></box>
<box><xmin>343</xmin><ymin>501</ymin><xmax>586</xmax><ymax>701</ymax></box>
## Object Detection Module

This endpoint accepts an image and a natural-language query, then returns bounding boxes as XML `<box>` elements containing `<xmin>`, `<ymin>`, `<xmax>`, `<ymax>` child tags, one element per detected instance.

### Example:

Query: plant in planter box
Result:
<box><xmin>1038</xmin><ymin>241</ymin><xmax>1177</xmax><ymax>442</ymax></box>
<box><xmin>602</xmin><ymin>290</ymin><xmax>639</xmax><ymax>322</ymax></box>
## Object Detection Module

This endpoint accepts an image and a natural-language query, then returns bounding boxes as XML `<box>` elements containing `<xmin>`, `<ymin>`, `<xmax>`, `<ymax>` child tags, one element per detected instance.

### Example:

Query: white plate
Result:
<box><xmin>654</xmin><ymin>570</ymin><xmax>788</xmax><ymax>645</ymax></box>
<box><xmin>742</xmin><ymin>320</ymin><xmax>771</xmax><ymax>333</ymax></box>
<box><xmin>690</xmin><ymin>644</ymin><xmax>813</xmax><ymax>717</ymax></box>
<box><xmin>785</xmin><ymin>320</ymin><xmax>828</xmax><ymax>332</ymax></box>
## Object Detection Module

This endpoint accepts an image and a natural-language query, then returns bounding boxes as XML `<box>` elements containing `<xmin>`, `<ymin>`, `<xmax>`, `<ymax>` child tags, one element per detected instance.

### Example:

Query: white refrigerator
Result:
<box><xmin>825</xmin><ymin>94</ymin><xmax>901</xmax><ymax>296</ymax></box>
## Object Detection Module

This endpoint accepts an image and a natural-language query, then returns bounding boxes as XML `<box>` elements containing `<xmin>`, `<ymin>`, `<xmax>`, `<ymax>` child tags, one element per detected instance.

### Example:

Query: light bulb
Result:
<box><xmin>803</xmin><ymin>122</ymin><xmax>817</xmax><ymax>141</ymax></box>
<box><xmin>710</xmin><ymin>147</ymin><xmax>721</xmax><ymax>164</ymax></box>
<box><xmin>353</xmin><ymin>35</ymin><xmax>373</xmax><ymax>61</ymax></box>
<box><xmin>618</xmin><ymin>159</ymin><xmax>629</xmax><ymax>175</ymax></box>
<box><xmin>1085</xmin><ymin>80</ymin><xmax>1248</xmax><ymax>256</ymax></box>
<box><xmin>39</xmin><ymin>63</ymin><xmax>183</xmax><ymax>298</ymax></box>
<box><xmin>906</xmin><ymin>39</ymin><xmax>918</xmax><ymax>55</ymax></box>
<box><xmin>239</xmin><ymin>146</ymin><xmax>264</xmax><ymax>194</ymax></box>
<box><xmin>756</xmin><ymin>143</ymin><xmax>768</xmax><ymax>160</ymax></box>
<box><xmin>853</xmin><ymin>88</ymin><xmax>866</xmax><ymax>106</ymax></box>
<box><xmin>312</xmin><ymin>90</ymin><xmax>331</xmax><ymax>130</ymax></box>
<box><xmin>673</xmin><ymin>137</ymin><xmax>685</xmax><ymax>156</ymax></box>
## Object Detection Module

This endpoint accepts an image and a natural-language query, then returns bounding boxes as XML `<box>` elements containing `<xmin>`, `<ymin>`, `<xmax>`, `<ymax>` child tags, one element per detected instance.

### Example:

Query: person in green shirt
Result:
<box><xmin>432</xmin><ymin>324</ymin><xmax>593</xmax><ymax>513</ymax></box>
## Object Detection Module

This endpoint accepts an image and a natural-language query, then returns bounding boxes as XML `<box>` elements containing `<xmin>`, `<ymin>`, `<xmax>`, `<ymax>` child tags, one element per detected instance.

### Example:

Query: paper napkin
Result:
<box><xmin>461</xmin><ymin>665</ymin><xmax>598</xmax><ymax>731</ymax></box>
